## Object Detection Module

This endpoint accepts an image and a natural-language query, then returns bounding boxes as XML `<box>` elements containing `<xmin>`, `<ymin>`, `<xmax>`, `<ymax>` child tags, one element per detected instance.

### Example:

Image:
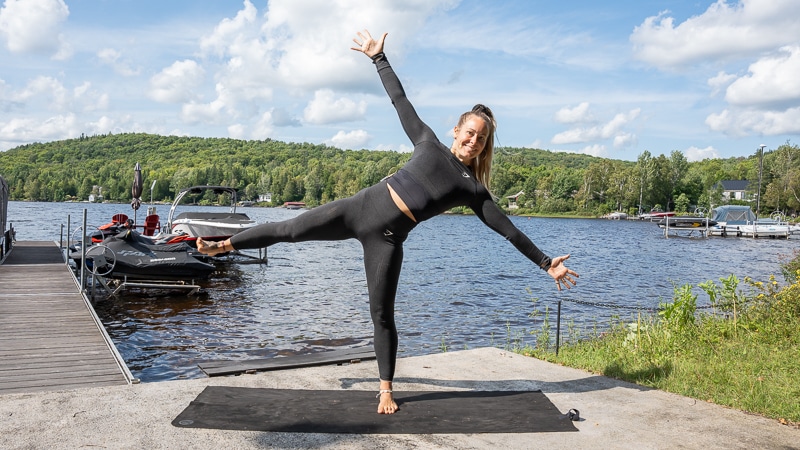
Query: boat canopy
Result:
<box><xmin>710</xmin><ymin>205</ymin><xmax>755</xmax><ymax>225</ymax></box>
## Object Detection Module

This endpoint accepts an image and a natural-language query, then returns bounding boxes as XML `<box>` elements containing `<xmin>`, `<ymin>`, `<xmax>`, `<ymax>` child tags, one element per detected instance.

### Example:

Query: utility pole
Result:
<box><xmin>756</xmin><ymin>144</ymin><xmax>765</xmax><ymax>222</ymax></box>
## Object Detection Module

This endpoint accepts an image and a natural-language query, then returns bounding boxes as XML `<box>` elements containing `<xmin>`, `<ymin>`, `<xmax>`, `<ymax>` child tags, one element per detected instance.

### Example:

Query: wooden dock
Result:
<box><xmin>0</xmin><ymin>241</ymin><xmax>132</xmax><ymax>394</ymax></box>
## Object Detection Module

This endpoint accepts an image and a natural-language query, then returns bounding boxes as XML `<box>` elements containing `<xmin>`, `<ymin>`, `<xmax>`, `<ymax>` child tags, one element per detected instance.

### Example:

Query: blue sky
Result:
<box><xmin>1</xmin><ymin>0</ymin><xmax>799</xmax><ymax>161</ymax></box>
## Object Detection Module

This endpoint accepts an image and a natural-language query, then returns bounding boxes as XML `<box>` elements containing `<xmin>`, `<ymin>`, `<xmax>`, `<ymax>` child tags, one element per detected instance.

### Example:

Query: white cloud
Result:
<box><xmin>375</xmin><ymin>142</ymin><xmax>412</xmax><ymax>152</ymax></box>
<box><xmin>0</xmin><ymin>113</ymin><xmax>77</xmax><ymax>142</ymax></box>
<box><xmin>0</xmin><ymin>0</ymin><xmax>71</xmax><ymax>58</ymax></box>
<box><xmin>97</xmin><ymin>48</ymin><xmax>140</xmax><ymax>77</ymax></box>
<box><xmin>613</xmin><ymin>133</ymin><xmax>636</xmax><ymax>149</ymax></box>
<box><xmin>181</xmin><ymin>98</ymin><xmax>225</xmax><ymax>125</ymax></box>
<box><xmin>14</xmin><ymin>76</ymin><xmax>67</xmax><ymax>107</ymax></box>
<box><xmin>706</xmin><ymin>45</ymin><xmax>800</xmax><ymax>137</ymax></box>
<box><xmin>685</xmin><ymin>146</ymin><xmax>720</xmax><ymax>162</ymax></box>
<box><xmin>6</xmin><ymin>76</ymin><xmax>106</xmax><ymax>113</ymax></box>
<box><xmin>579</xmin><ymin>144</ymin><xmax>606</xmax><ymax>158</ymax></box>
<box><xmin>149</xmin><ymin>60</ymin><xmax>205</xmax><ymax>104</ymax></box>
<box><xmin>724</xmin><ymin>45</ymin><xmax>800</xmax><ymax>109</ymax></box>
<box><xmin>228</xmin><ymin>123</ymin><xmax>245</xmax><ymax>139</ymax></box>
<box><xmin>0</xmin><ymin>73</ymin><xmax>113</xmax><ymax>148</ymax></box>
<box><xmin>551</xmin><ymin>107</ymin><xmax>640</xmax><ymax>146</ymax></box>
<box><xmin>86</xmin><ymin>115</ymin><xmax>116</xmax><ymax>135</ymax></box>
<box><xmin>554</xmin><ymin>102</ymin><xmax>593</xmax><ymax>124</ymax></box>
<box><xmin>72</xmin><ymin>82</ymin><xmax>108</xmax><ymax>112</ymax></box>
<box><xmin>527</xmin><ymin>139</ymin><xmax>543</xmax><ymax>149</ymax></box>
<box><xmin>328</xmin><ymin>129</ymin><xmax>369</xmax><ymax>149</ymax></box>
<box><xmin>251</xmin><ymin>110</ymin><xmax>274</xmax><ymax>140</ymax></box>
<box><xmin>631</xmin><ymin>0</ymin><xmax>800</xmax><ymax>70</ymax></box>
<box><xmin>708</xmin><ymin>71</ymin><xmax>737</xmax><ymax>97</ymax></box>
<box><xmin>705</xmin><ymin>109</ymin><xmax>735</xmax><ymax>136</ymax></box>
<box><xmin>199</xmin><ymin>0</ymin><xmax>258</xmax><ymax>57</ymax></box>
<box><xmin>257</xmin><ymin>0</ymin><xmax>458</xmax><ymax>89</ymax></box>
<box><xmin>303</xmin><ymin>89</ymin><xmax>366</xmax><ymax>125</ymax></box>
<box><xmin>191</xmin><ymin>0</ymin><xmax>456</xmax><ymax>125</ymax></box>
<box><xmin>707</xmin><ymin>107</ymin><xmax>800</xmax><ymax>136</ymax></box>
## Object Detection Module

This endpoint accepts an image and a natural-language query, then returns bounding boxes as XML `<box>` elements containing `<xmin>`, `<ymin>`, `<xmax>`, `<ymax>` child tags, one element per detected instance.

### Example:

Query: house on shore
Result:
<box><xmin>717</xmin><ymin>180</ymin><xmax>750</xmax><ymax>201</ymax></box>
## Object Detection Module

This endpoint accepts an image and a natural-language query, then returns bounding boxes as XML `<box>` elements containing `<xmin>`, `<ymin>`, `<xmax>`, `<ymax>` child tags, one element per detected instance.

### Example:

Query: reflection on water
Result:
<box><xmin>9</xmin><ymin>201</ymin><xmax>800</xmax><ymax>382</ymax></box>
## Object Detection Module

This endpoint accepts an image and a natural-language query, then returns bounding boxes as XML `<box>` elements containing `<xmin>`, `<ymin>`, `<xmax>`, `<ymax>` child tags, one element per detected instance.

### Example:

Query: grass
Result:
<box><xmin>514</xmin><ymin>273</ymin><xmax>800</xmax><ymax>427</ymax></box>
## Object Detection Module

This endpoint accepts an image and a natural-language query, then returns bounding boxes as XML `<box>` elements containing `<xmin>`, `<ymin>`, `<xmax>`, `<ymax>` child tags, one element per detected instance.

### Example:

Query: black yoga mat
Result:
<box><xmin>172</xmin><ymin>387</ymin><xmax>578</xmax><ymax>434</ymax></box>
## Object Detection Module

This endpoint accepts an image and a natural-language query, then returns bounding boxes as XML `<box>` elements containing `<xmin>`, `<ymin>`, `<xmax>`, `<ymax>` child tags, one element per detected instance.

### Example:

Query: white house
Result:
<box><xmin>717</xmin><ymin>180</ymin><xmax>749</xmax><ymax>201</ymax></box>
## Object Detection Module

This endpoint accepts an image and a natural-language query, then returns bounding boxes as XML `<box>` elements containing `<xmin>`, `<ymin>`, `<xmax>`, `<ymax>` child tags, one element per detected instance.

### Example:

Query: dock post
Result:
<box><xmin>555</xmin><ymin>300</ymin><xmax>562</xmax><ymax>356</ymax></box>
<box><xmin>80</xmin><ymin>210</ymin><xmax>87</xmax><ymax>292</ymax></box>
<box><xmin>65</xmin><ymin>215</ymin><xmax>71</xmax><ymax>262</ymax></box>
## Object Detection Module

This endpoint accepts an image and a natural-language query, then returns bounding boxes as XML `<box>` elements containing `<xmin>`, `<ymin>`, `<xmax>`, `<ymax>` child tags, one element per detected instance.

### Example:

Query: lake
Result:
<box><xmin>7</xmin><ymin>201</ymin><xmax>800</xmax><ymax>382</ymax></box>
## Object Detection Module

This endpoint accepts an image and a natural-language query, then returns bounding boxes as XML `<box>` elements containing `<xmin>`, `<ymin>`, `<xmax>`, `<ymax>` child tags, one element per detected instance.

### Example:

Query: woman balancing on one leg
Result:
<box><xmin>197</xmin><ymin>29</ymin><xmax>579</xmax><ymax>415</ymax></box>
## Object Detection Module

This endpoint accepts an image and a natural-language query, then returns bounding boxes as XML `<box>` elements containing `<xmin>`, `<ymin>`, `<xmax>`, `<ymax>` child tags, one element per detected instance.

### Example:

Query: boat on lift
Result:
<box><xmin>708</xmin><ymin>206</ymin><xmax>794</xmax><ymax>238</ymax></box>
<box><xmin>167</xmin><ymin>186</ymin><xmax>257</xmax><ymax>240</ymax></box>
<box><xmin>656</xmin><ymin>216</ymin><xmax>717</xmax><ymax>229</ymax></box>
<box><xmin>638</xmin><ymin>209</ymin><xmax>675</xmax><ymax>221</ymax></box>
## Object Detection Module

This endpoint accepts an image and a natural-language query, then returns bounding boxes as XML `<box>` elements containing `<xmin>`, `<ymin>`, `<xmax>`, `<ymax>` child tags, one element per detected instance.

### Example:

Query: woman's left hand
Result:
<box><xmin>547</xmin><ymin>254</ymin><xmax>579</xmax><ymax>291</ymax></box>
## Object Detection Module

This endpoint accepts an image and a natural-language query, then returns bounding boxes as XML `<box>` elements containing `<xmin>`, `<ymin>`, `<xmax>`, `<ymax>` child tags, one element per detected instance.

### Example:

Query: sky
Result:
<box><xmin>0</xmin><ymin>0</ymin><xmax>799</xmax><ymax>162</ymax></box>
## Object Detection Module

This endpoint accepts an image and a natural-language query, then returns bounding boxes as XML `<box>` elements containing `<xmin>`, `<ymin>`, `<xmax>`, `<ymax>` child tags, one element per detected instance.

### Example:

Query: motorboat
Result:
<box><xmin>603</xmin><ymin>211</ymin><xmax>628</xmax><ymax>220</ymax></box>
<box><xmin>167</xmin><ymin>186</ymin><xmax>257</xmax><ymax>239</ymax></box>
<box><xmin>708</xmin><ymin>205</ymin><xmax>794</xmax><ymax>238</ymax></box>
<box><xmin>638</xmin><ymin>210</ymin><xmax>675</xmax><ymax>221</ymax></box>
<box><xmin>283</xmin><ymin>201</ymin><xmax>306</xmax><ymax>210</ymax></box>
<box><xmin>737</xmin><ymin>222</ymin><xmax>793</xmax><ymax>239</ymax></box>
<box><xmin>656</xmin><ymin>217</ymin><xmax>717</xmax><ymax>229</ymax></box>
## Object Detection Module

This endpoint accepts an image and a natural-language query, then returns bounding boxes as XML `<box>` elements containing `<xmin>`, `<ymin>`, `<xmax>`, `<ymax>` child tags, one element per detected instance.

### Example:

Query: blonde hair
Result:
<box><xmin>455</xmin><ymin>104</ymin><xmax>496</xmax><ymax>188</ymax></box>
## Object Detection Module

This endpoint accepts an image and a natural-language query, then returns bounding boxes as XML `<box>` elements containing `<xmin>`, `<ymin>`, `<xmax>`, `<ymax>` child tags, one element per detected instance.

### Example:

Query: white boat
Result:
<box><xmin>708</xmin><ymin>205</ymin><xmax>793</xmax><ymax>238</ymax></box>
<box><xmin>167</xmin><ymin>186</ymin><xmax>257</xmax><ymax>239</ymax></box>
<box><xmin>737</xmin><ymin>222</ymin><xmax>792</xmax><ymax>239</ymax></box>
<box><xmin>638</xmin><ymin>210</ymin><xmax>675</xmax><ymax>221</ymax></box>
<box><xmin>603</xmin><ymin>211</ymin><xmax>628</xmax><ymax>220</ymax></box>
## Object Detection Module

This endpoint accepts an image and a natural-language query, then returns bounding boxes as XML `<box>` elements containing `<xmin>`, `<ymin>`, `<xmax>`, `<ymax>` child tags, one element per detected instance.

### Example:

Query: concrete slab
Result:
<box><xmin>1</xmin><ymin>347</ymin><xmax>797</xmax><ymax>449</ymax></box>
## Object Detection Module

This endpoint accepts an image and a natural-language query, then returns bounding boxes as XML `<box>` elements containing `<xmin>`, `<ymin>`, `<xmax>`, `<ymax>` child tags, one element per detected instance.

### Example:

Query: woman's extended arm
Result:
<box><xmin>351</xmin><ymin>30</ymin><xmax>436</xmax><ymax>145</ymax></box>
<box><xmin>472</xmin><ymin>195</ymin><xmax>578</xmax><ymax>290</ymax></box>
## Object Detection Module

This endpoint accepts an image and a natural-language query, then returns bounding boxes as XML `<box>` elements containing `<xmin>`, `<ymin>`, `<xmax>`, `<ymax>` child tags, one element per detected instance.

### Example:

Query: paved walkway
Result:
<box><xmin>1</xmin><ymin>347</ymin><xmax>797</xmax><ymax>449</ymax></box>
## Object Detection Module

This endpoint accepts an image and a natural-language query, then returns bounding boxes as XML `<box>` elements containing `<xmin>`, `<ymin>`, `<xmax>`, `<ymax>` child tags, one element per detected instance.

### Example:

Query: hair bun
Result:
<box><xmin>472</xmin><ymin>104</ymin><xmax>493</xmax><ymax>118</ymax></box>
<box><xmin>472</xmin><ymin>104</ymin><xmax>496</xmax><ymax>128</ymax></box>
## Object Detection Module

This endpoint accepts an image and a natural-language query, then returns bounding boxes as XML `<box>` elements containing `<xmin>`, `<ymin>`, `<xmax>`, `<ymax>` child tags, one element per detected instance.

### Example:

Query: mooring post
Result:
<box><xmin>66</xmin><ymin>215</ymin><xmax>71</xmax><ymax>264</ymax></box>
<box><xmin>556</xmin><ymin>299</ymin><xmax>562</xmax><ymax>356</ymax></box>
<box><xmin>81</xmin><ymin>210</ymin><xmax>87</xmax><ymax>292</ymax></box>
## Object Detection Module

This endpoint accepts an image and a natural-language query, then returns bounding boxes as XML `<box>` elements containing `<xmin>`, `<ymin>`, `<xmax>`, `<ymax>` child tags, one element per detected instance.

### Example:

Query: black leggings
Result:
<box><xmin>230</xmin><ymin>181</ymin><xmax>417</xmax><ymax>381</ymax></box>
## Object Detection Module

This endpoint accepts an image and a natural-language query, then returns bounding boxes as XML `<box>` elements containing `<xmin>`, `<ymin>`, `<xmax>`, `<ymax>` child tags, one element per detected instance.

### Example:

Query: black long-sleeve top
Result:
<box><xmin>374</xmin><ymin>53</ymin><xmax>552</xmax><ymax>271</ymax></box>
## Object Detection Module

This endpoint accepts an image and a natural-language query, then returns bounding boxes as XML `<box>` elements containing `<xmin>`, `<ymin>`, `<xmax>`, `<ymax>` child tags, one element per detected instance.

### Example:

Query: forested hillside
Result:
<box><xmin>1</xmin><ymin>132</ymin><xmax>798</xmax><ymax>217</ymax></box>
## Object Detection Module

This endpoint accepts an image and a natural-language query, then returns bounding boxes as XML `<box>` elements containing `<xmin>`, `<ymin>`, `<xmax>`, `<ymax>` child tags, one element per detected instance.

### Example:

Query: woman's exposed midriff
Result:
<box><xmin>387</xmin><ymin>184</ymin><xmax>417</xmax><ymax>223</ymax></box>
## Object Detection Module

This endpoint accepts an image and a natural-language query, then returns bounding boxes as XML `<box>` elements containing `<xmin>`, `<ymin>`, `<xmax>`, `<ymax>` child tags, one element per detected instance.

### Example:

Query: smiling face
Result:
<box><xmin>451</xmin><ymin>115</ymin><xmax>489</xmax><ymax>165</ymax></box>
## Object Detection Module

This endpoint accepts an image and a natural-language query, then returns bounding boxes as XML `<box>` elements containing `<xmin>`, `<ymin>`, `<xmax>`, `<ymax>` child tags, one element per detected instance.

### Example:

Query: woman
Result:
<box><xmin>197</xmin><ymin>30</ymin><xmax>578</xmax><ymax>415</ymax></box>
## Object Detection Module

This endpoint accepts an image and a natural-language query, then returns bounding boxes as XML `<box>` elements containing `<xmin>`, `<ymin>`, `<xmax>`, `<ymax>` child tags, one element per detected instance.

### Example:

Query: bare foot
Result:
<box><xmin>377</xmin><ymin>392</ymin><xmax>398</xmax><ymax>414</ymax></box>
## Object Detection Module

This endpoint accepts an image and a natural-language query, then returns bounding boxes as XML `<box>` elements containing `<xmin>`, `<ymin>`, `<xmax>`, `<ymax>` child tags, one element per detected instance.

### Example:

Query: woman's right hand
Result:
<box><xmin>351</xmin><ymin>29</ymin><xmax>387</xmax><ymax>58</ymax></box>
